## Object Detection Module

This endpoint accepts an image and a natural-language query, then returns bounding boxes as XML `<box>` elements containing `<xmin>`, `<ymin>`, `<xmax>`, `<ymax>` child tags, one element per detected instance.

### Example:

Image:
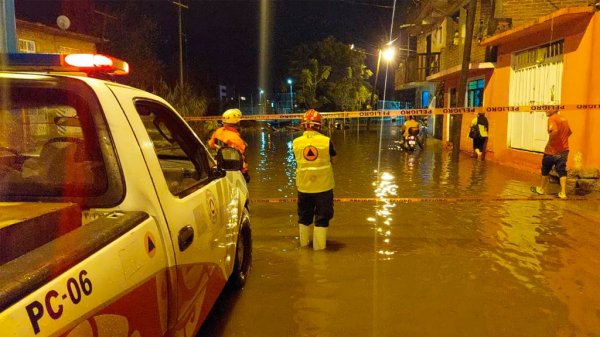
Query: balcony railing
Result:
<box><xmin>417</xmin><ymin>53</ymin><xmax>440</xmax><ymax>80</ymax></box>
<box><xmin>397</xmin><ymin>52</ymin><xmax>441</xmax><ymax>85</ymax></box>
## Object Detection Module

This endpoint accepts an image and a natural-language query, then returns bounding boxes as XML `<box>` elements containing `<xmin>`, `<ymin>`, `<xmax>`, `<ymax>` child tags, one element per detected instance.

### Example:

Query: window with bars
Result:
<box><xmin>512</xmin><ymin>40</ymin><xmax>564</xmax><ymax>70</ymax></box>
<box><xmin>18</xmin><ymin>39</ymin><xmax>36</xmax><ymax>53</ymax></box>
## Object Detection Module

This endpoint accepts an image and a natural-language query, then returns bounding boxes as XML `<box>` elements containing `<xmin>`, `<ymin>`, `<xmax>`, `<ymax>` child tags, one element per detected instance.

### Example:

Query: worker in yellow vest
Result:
<box><xmin>292</xmin><ymin>109</ymin><xmax>336</xmax><ymax>250</ymax></box>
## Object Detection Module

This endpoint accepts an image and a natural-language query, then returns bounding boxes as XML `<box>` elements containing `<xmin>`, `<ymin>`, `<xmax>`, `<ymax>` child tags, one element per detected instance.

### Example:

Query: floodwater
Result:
<box><xmin>199</xmin><ymin>122</ymin><xmax>600</xmax><ymax>337</ymax></box>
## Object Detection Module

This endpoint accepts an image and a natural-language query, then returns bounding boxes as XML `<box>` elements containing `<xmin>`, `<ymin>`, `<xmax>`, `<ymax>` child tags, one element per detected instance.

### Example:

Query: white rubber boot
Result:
<box><xmin>299</xmin><ymin>224</ymin><xmax>312</xmax><ymax>247</ymax></box>
<box><xmin>313</xmin><ymin>226</ymin><xmax>327</xmax><ymax>251</ymax></box>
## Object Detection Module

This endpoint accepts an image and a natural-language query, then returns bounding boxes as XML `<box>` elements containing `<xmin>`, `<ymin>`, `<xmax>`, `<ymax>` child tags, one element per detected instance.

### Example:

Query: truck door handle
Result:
<box><xmin>178</xmin><ymin>225</ymin><xmax>194</xmax><ymax>251</ymax></box>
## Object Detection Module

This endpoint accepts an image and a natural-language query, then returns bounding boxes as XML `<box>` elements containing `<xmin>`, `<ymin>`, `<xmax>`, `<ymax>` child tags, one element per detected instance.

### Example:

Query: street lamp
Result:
<box><xmin>259</xmin><ymin>89</ymin><xmax>264</xmax><ymax>114</ymax></box>
<box><xmin>382</xmin><ymin>45</ymin><xmax>396</xmax><ymax>62</ymax></box>
<box><xmin>369</xmin><ymin>42</ymin><xmax>396</xmax><ymax>111</ymax></box>
<box><xmin>287</xmin><ymin>78</ymin><xmax>294</xmax><ymax>113</ymax></box>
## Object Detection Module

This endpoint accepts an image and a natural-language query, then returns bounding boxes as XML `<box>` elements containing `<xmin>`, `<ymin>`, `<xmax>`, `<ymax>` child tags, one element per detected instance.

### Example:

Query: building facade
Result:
<box><xmin>16</xmin><ymin>19</ymin><xmax>102</xmax><ymax>54</ymax></box>
<box><xmin>480</xmin><ymin>6</ymin><xmax>600</xmax><ymax>172</ymax></box>
<box><xmin>396</xmin><ymin>0</ymin><xmax>598</xmax><ymax>172</ymax></box>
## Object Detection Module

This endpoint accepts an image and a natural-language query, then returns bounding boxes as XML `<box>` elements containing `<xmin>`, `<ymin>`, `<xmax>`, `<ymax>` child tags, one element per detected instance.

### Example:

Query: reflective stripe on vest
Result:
<box><xmin>293</xmin><ymin>131</ymin><xmax>334</xmax><ymax>193</ymax></box>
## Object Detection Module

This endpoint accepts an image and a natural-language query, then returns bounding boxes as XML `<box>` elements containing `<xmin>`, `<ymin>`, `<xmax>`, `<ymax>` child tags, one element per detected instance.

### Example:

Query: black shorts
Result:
<box><xmin>541</xmin><ymin>151</ymin><xmax>568</xmax><ymax>177</ymax></box>
<box><xmin>297</xmin><ymin>189</ymin><xmax>334</xmax><ymax>227</ymax></box>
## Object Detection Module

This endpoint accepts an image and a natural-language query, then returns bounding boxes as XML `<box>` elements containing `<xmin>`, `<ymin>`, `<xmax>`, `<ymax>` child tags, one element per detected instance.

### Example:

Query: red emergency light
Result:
<box><xmin>2</xmin><ymin>53</ymin><xmax>129</xmax><ymax>76</ymax></box>
<box><xmin>62</xmin><ymin>54</ymin><xmax>129</xmax><ymax>75</ymax></box>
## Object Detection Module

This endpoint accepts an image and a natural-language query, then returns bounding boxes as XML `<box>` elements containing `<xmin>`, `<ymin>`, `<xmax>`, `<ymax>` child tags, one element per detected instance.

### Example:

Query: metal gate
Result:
<box><xmin>508</xmin><ymin>40</ymin><xmax>563</xmax><ymax>152</ymax></box>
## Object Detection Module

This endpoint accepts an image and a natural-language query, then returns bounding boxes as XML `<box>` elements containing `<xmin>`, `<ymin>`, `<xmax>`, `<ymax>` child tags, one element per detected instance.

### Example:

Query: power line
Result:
<box><xmin>337</xmin><ymin>0</ymin><xmax>395</xmax><ymax>9</ymax></box>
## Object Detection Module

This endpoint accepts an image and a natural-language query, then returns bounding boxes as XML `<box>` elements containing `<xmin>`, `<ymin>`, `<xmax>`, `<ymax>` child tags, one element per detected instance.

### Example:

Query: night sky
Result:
<box><xmin>14</xmin><ymin>0</ymin><xmax>406</xmax><ymax>96</ymax></box>
<box><xmin>185</xmin><ymin>0</ymin><xmax>402</xmax><ymax>94</ymax></box>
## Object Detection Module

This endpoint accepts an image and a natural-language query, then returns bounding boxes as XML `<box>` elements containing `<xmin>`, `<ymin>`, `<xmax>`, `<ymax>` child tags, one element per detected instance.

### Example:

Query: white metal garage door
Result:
<box><xmin>508</xmin><ymin>40</ymin><xmax>563</xmax><ymax>152</ymax></box>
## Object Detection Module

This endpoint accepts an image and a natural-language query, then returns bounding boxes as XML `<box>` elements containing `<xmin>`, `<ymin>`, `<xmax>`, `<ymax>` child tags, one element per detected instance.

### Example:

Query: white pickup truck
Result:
<box><xmin>0</xmin><ymin>53</ymin><xmax>252</xmax><ymax>337</ymax></box>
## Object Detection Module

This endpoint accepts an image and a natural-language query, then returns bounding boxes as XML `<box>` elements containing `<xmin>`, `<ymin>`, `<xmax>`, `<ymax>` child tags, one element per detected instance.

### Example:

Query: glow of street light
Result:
<box><xmin>382</xmin><ymin>46</ymin><xmax>396</xmax><ymax>62</ymax></box>
<box><xmin>287</xmin><ymin>78</ymin><xmax>294</xmax><ymax>112</ymax></box>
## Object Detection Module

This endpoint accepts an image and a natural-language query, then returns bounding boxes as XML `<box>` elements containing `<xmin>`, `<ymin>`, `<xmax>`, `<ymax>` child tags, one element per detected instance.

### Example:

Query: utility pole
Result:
<box><xmin>453</xmin><ymin>0</ymin><xmax>477</xmax><ymax>157</ymax></box>
<box><xmin>173</xmin><ymin>1</ymin><xmax>188</xmax><ymax>89</ymax></box>
<box><xmin>93</xmin><ymin>10</ymin><xmax>117</xmax><ymax>40</ymax></box>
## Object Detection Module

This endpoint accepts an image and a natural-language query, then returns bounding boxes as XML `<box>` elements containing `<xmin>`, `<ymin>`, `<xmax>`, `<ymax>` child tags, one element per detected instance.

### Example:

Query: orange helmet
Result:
<box><xmin>302</xmin><ymin>109</ymin><xmax>322</xmax><ymax>128</ymax></box>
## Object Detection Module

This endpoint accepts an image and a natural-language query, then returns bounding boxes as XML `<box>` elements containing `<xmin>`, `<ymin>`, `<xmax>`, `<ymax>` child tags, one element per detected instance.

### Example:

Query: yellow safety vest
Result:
<box><xmin>293</xmin><ymin>131</ymin><xmax>335</xmax><ymax>193</ymax></box>
<box><xmin>470</xmin><ymin>117</ymin><xmax>488</xmax><ymax>138</ymax></box>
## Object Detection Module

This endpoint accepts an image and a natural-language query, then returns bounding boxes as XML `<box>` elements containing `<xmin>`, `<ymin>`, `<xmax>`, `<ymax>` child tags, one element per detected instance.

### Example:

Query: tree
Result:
<box><xmin>298</xmin><ymin>59</ymin><xmax>331</xmax><ymax>108</ymax></box>
<box><xmin>152</xmin><ymin>80</ymin><xmax>214</xmax><ymax>140</ymax></box>
<box><xmin>93</xmin><ymin>0</ymin><xmax>212</xmax><ymax>124</ymax></box>
<box><xmin>288</xmin><ymin>36</ymin><xmax>373</xmax><ymax>111</ymax></box>
<box><xmin>95</xmin><ymin>1</ymin><xmax>164</xmax><ymax>90</ymax></box>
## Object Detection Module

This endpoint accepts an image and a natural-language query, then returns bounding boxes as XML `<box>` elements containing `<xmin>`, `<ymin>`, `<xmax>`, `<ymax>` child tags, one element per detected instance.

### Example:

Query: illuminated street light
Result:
<box><xmin>238</xmin><ymin>95</ymin><xmax>246</xmax><ymax>109</ymax></box>
<box><xmin>369</xmin><ymin>41</ymin><xmax>397</xmax><ymax>111</ymax></box>
<box><xmin>382</xmin><ymin>45</ymin><xmax>396</xmax><ymax>62</ymax></box>
<box><xmin>287</xmin><ymin>78</ymin><xmax>294</xmax><ymax>113</ymax></box>
<box><xmin>259</xmin><ymin>89</ymin><xmax>264</xmax><ymax>114</ymax></box>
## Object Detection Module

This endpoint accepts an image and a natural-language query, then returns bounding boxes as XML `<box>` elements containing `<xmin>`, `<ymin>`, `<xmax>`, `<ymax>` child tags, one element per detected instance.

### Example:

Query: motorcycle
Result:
<box><xmin>405</xmin><ymin>134</ymin><xmax>418</xmax><ymax>151</ymax></box>
<box><xmin>403</xmin><ymin>127</ymin><xmax>420</xmax><ymax>152</ymax></box>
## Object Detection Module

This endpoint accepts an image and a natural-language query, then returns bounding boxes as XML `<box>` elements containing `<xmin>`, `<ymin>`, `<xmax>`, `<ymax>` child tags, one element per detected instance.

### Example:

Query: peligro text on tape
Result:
<box><xmin>184</xmin><ymin>104</ymin><xmax>600</xmax><ymax>122</ymax></box>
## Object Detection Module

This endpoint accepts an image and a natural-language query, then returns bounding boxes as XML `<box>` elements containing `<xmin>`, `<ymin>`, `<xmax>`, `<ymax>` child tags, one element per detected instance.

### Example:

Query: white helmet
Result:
<box><xmin>222</xmin><ymin>108</ymin><xmax>242</xmax><ymax>124</ymax></box>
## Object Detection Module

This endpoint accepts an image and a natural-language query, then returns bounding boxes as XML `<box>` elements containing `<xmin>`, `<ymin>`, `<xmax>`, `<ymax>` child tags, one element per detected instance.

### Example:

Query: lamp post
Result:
<box><xmin>259</xmin><ymin>89</ymin><xmax>264</xmax><ymax>114</ymax></box>
<box><xmin>368</xmin><ymin>43</ymin><xmax>396</xmax><ymax>111</ymax></box>
<box><xmin>366</xmin><ymin>43</ymin><xmax>395</xmax><ymax>130</ymax></box>
<box><xmin>287</xmin><ymin>78</ymin><xmax>294</xmax><ymax>113</ymax></box>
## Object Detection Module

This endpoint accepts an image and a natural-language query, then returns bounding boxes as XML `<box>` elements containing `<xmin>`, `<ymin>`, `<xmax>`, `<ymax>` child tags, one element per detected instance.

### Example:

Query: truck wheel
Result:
<box><xmin>228</xmin><ymin>208</ymin><xmax>252</xmax><ymax>289</ymax></box>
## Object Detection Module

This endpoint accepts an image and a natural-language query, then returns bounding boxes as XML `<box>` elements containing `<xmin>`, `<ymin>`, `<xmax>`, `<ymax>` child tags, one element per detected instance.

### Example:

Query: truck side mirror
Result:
<box><xmin>216</xmin><ymin>147</ymin><xmax>243</xmax><ymax>171</ymax></box>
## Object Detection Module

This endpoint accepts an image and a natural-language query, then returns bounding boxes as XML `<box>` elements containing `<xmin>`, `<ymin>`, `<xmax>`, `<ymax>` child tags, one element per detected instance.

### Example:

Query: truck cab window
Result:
<box><xmin>134</xmin><ymin>100</ymin><xmax>208</xmax><ymax>195</ymax></box>
<box><xmin>0</xmin><ymin>86</ymin><xmax>108</xmax><ymax>200</ymax></box>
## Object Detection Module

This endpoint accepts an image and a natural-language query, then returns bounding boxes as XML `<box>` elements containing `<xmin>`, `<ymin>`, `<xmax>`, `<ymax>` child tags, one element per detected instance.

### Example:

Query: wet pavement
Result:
<box><xmin>199</xmin><ymin>122</ymin><xmax>600</xmax><ymax>337</ymax></box>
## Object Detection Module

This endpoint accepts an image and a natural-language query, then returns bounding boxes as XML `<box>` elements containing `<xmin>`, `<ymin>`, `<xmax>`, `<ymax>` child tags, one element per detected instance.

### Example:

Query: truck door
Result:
<box><xmin>108</xmin><ymin>87</ymin><xmax>239</xmax><ymax>335</ymax></box>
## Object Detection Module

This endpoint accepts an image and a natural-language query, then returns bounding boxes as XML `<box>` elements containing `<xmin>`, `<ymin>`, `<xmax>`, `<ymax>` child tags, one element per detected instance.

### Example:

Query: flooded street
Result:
<box><xmin>199</xmin><ymin>122</ymin><xmax>600</xmax><ymax>337</ymax></box>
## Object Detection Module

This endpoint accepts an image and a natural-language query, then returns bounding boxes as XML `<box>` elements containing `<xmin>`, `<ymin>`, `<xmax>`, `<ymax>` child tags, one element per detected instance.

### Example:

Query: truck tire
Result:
<box><xmin>228</xmin><ymin>208</ymin><xmax>252</xmax><ymax>289</ymax></box>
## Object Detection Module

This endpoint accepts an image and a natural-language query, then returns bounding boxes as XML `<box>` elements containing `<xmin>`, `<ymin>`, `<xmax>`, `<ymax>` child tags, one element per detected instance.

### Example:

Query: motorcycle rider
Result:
<box><xmin>401</xmin><ymin>116</ymin><xmax>422</xmax><ymax>150</ymax></box>
<box><xmin>292</xmin><ymin>109</ymin><xmax>337</xmax><ymax>250</ymax></box>
<box><xmin>208</xmin><ymin>108</ymin><xmax>250</xmax><ymax>182</ymax></box>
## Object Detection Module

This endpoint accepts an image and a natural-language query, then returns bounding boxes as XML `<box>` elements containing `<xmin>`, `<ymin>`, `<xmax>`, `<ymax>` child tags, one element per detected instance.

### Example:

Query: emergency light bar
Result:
<box><xmin>1</xmin><ymin>53</ymin><xmax>129</xmax><ymax>76</ymax></box>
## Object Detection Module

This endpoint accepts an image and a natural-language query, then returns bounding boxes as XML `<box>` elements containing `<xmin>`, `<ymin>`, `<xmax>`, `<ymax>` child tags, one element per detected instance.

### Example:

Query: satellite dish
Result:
<box><xmin>57</xmin><ymin>15</ymin><xmax>71</xmax><ymax>30</ymax></box>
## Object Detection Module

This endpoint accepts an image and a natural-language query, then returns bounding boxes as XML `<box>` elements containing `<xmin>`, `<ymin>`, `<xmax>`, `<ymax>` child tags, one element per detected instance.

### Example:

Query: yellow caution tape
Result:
<box><xmin>185</xmin><ymin>104</ymin><xmax>600</xmax><ymax>122</ymax></box>
<box><xmin>250</xmin><ymin>196</ymin><xmax>593</xmax><ymax>203</ymax></box>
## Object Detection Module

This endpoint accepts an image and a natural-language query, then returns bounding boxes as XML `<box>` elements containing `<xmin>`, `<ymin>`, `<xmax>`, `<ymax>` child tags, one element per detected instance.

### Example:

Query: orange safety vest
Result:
<box><xmin>292</xmin><ymin>130</ymin><xmax>334</xmax><ymax>193</ymax></box>
<box><xmin>209</xmin><ymin>125</ymin><xmax>248</xmax><ymax>172</ymax></box>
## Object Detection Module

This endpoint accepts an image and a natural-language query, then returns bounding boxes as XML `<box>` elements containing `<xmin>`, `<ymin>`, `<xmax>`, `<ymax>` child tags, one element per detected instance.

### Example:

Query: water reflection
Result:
<box><xmin>483</xmin><ymin>196</ymin><xmax>551</xmax><ymax>289</ymax></box>
<box><xmin>226</xmin><ymin>122</ymin><xmax>600</xmax><ymax>337</ymax></box>
<box><xmin>371</xmin><ymin>171</ymin><xmax>398</xmax><ymax>258</ymax></box>
<box><xmin>247</xmin><ymin>129</ymin><xmax>297</xmax><ymax>197</ymax></box>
